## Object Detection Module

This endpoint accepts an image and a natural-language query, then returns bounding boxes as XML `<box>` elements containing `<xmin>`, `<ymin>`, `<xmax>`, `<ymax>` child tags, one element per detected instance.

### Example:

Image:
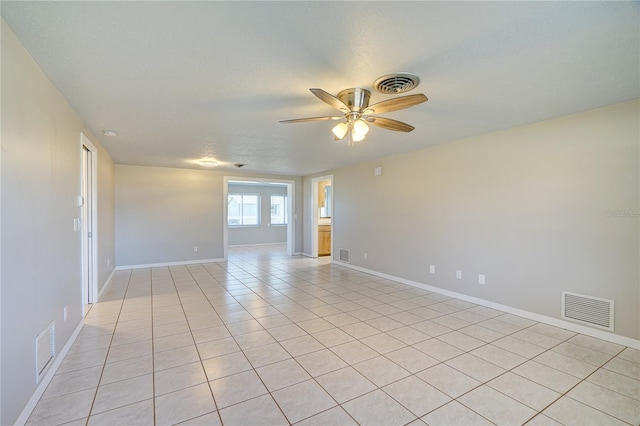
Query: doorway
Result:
<box><xmin>80</xmin><ymin>133</ymin><xmax>98</xmax><ymax>314</ymax></box>
<box><xmin>312</xmin><ymin>175</ymin><xmax>333</xmax><ymax>258</ymax></box>
<box><xmin>223</xmin><ymin>177</ymin><xmax>295</xmax><ymax>261</ymax></box>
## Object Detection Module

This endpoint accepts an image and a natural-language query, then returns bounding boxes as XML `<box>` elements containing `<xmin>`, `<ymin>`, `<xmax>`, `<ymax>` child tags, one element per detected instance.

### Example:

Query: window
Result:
<box><xmin>270</xmin><ymin>195</ymin><xmax>288</xmax><ymax>225</ymax></box>
<box><xmin>228</xmin><ymin>194</ymin><xmax>260</xmax><ymax>226</ymax></box>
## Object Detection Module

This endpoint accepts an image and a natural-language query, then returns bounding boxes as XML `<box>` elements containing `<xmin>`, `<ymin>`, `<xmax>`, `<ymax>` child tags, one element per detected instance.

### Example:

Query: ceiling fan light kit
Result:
<box><xmin>281</xmin><ymin>76</ymin><xmax>427</xmax><ymax>145</ymax></box>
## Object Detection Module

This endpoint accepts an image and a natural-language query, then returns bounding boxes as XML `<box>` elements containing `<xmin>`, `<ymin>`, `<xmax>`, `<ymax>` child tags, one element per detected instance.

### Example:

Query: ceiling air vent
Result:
<box><xmin>561</xmin><ymin>291</ymin><xmax>614</xmax><ymax>331</ymax></box>
<box><xmin>373</xmin><ymin>73</ymin><xmax>420</xmax><ymax>94</ymax></box>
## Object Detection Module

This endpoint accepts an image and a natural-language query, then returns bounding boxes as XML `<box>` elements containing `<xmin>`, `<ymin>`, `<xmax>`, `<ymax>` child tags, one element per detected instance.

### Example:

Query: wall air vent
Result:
<box><xmin>339</xmin><ymin>249</ymin><xmax>351</xmax><ymax>263</ymax></box>
<box><xmin>35</xmin><ymin>321</ymin><xmax>56</xmax><ymax>383</ymax></box>
<box><xmin>561</xmin><ymin>291</ymin><xmax>614</xmax><ymax>331</ymax></box>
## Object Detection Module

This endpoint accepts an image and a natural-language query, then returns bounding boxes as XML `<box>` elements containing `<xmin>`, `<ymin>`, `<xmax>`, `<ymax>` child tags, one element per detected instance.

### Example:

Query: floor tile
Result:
<box><xmin>361</xmin><ymin>333</ymin><xmax>406</xmax><ymax>354</ymax></box>
<box><xmin>567</xmin><ymin>380</ymin><xmax>640</xmax><ymax>424</ymax></box>
<box><xmin>92</xmin><ymin>374</ymin><xmax>153</xmax><ymax>414</ymax></box>
<box><xmin>255</xmin><ymin>358</ymin><xmax>311</xmax><ymax>391</ymax></box>
<box><xmin>153</xmin><ymin>345</ymin><xmax>200</xmax><ymax>372</ymax></box>
<box><xmin>209</xmin><ymin>369</ymin><xmax>268</xmax><ymax>409</ymax></box>
<box><xmin>197</xmin><ymin>336</ymin><xmax>241</xmax><ymax>359</ymax></box>
<box><xmin>272</xmin><ymin>380</ymin><xmax>337</xmax><ymax>423</ymax></box>
<box><xmin>243</xmin><ymin>342</ymin><xmax>291</xmax><ymax>367</ymax></box>
<box><xmin>470</xmin><ymin>344</ymin><xmax>527</xmax><ymax>370</ymax></box>
<box><xmin>42</xmin><ymin>366</ymin><xmax>102</xmax><ymax>400</ymax></box>
<box><xmin>413</xmin><ymin>338</ymin><xmax>464</xmax><ymax>361</ymax></box>
<box><xmin>280</xmin><ymin>335</ymin><xmax>325</xmax><ymax>357</ymax></box>
<box><xmin>311</xmin><ymin>328</ymin><xmax>355</xmax><ymax>347</ymax></box>
<box><xmin>567</xmin><ymin>334</ymin><xmax>625</xmax><ymax>356</ymax></box>
<box><xmin>25</xmin><ymin>246</ymin><xmax>640</xmax><ymax>426</ymax></box>
<box><xmin>329</xmin><ymin>340</ymin><xmax>379</xmax><ymax>364</ymax></box>
<box><xmin>382</xmin><ymin>375</ymin><xmax>451</xmax><ymax>417</ymax></box>
<box><xmin>219</xmin><ymin>394</ymin><xmax>288</xmax><ymax>426</ymax></box>
<box><xmin>87</xmin><ymin>398</ymin><xmax>154</xmax><ymax>426</ymax></box>
<box><xmin>458</xmin><ymin>385</ymin><xmax>537</xmax><ymax>425</ymax></box>
<box><xmin>487</xmin><ymin>372</ymin><xmax>561</xmax><ymax>411</ymax></box>
<box><xmin>534</xmin><ymin>349</ymin><xmax>599</xmax><ymax>378</ymax></box>
<box><xmin>342</xmin><ymin>389</ymin><xmax>416</xmax><ymax>426</ymax></box>
<box><xmin>543</xmin><ymin>396</ymin><xmax>628</xmax><ymax>425</ymax></box>
<box><xmin>586</xmin><ymin>367</ymin><xmax>640</xmax><ymax>400</ymax></box>
<box><xmin>385</xmin><ymin>346</ymin><xmax>439</xmax><ymax>373</ymax></box>
<box><xmin>417</xmin><ymin>363</ymin><xmax>481</xmax><ymax>398</ymax></box>
<box><xmin>202</xmin><ymin>351</ymin><xmax>252</xmax><ymax>381</ymax></box>
<box><xmin>27</xmin><ymin>388</ymin><xmax>95</xmax><ymax>426</ymax></box>
<box><xmin>445</xmin><ymin>353</ymin><xmax>505</xmax><ymax>383</ymax></box>
<box><xmin>155</xmin><ymin>383</ymin><xmax>217</xmax><ymax>426</ymax></box>
<box><xmin>315</xmin><ymin>367</ymin><xmax>376</xmax><ymax>403</ymax></box>
<box><xmin>295</xmin><ymin>348</ymin><xmax>348</xmax><ymax>377</ymax></box>
<box><xmin>513</xmin><ymin>360</ymin><xmax>581</xmax><ymax>393</ymax></box>
<box><xmin>421</xmin><ymin>400</ymin><xmax>493</xmax><ymax>426</ymax></box>
<box><xmin>294</xmin><ymin>406</ymin><xmax>357</xmax><ymax>426</ymax></box>
<box><xmin>154</xmin><ymin>361</ymin><xmax>207</xmax><ymax>396</ymax></box>
<box><xmin>604</xmin><ymin>356</ymin><xmax>640</xmax><ymax>380</ymax></box>
<box><xmin>353</xmin><ymin>356</ymin><xmax>410</xmax><ymax>387</ymax></box>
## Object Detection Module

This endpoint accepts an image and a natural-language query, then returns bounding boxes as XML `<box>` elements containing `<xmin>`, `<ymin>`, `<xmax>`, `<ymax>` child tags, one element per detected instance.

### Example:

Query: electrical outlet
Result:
<box><xmin>479</xmin><ymin>274</ymin><xmax>486</xmax><ymax>285</ymax></box>
<box><xmin>193</xmin><ymin>246</ymin><xmax>198</xmax><ymax>253</ymax></box>
<box><xmin>63</xmin><ymin>306</ymin><xmax>68</xmax><ymax>321</ymax></box>
<box><xmin>429</xmin><ymin>264</ymin><xmax>436</xmax><ymax>274</ymax></box>
<box><xmin>456</xmin><ymin>270</ymin><xmax>462</xmax><ymax>280</ymax></box>
<box><xmin>364</xmin><ymin>252</ymin><xmax>368</xmax><ymax>260</ymax></box>
<box><xmin>107</xmin><ymin>259</ymin><xmax>110</xmax><ymax>267</ymax></box>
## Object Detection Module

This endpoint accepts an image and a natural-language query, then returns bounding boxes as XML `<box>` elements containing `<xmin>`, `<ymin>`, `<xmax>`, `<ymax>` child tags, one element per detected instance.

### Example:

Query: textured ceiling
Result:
<box><xmin>2</xmin><ymin>1</ymin><xmax>638</xmax><ymax>176</ymax></box>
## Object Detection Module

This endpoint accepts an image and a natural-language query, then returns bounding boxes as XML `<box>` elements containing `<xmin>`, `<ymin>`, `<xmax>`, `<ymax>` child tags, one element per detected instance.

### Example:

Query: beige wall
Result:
<box><xmin>304</xmin><ymin>100</ymin><xmax>639</xmax><ymax>341</ymax></box>
<box><xmin>115</xmin><ymin>165</ymin><xmax>303</xmax><ymax>267</ymax></box>
<box><xmin>1</xmin><ymin>20</ymin><xmax>115</xmax><ymax>424</ymax></box>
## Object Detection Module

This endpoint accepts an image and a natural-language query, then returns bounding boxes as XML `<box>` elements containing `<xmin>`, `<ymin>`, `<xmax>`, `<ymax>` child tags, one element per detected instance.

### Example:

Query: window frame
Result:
<box><xmin>227</xmin><ymin>193</ymin><xmax>261</xmax><ymax>227</ymax></box>
<box><xmin>270</xmin><ymin>194</ymin><xmax>288</xmax><ymax>226</ymax></box>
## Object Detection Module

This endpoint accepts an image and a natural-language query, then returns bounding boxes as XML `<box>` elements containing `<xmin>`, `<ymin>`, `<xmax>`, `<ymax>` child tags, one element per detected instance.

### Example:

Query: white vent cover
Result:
<box><xmin>35</xmin><ymin>321</ymin><xmax>55</xmax><ymax>383</ymax></box>
<box><xmin>339</xmin><ymin>249</ymin><xmax>351</xmax><ymax>263</ymax></box>
<box><xmin>561</xmin><ymin>291</ymin><xmax>614</xmax><ymax>331</ymax></box>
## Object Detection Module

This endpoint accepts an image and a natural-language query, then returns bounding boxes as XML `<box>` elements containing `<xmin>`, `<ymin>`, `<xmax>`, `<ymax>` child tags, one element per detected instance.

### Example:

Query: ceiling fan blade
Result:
<box><xmin>364</xmin><ymin>93</ymin><xmax>427</xmax><ymax>114</ymax></box>
<box><xmin>310</xmin><ymin>88</ymin><xmax>349</xmax><ymax>112</ymax></box>
<box><xmin>368</xmin><ymin>116</ymin><xmax>415</xmax><ymax>132</ymax></box>
<box><xmin>280</xmin><ymin>116</ymin><xmax>343</xmax><ymax>123</ymax></box>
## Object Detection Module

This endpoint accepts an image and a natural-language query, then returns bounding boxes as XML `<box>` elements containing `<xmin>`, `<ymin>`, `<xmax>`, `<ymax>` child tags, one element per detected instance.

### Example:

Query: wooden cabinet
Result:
<box><xmin>318</xmin><ymin>225</ymin><xmax>331</xmax><ymax>256</ymax></box>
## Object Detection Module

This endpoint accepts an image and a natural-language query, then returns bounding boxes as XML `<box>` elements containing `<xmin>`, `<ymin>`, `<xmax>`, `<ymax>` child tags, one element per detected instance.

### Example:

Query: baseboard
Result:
<box><xmin>301</xmin><ymin>252</ymin><xmax>314</xmax><ymax>258</ymax></box>
<box><xmin>14</xmin><ymin>320</ymin><xmax>84</xmax><ymax>426</ymax></box>
<box><xmin>97</xmin><ymin>268</ymin><xmax>115</xmax><ymax>302</ymax></box>
<box><xmin>334</xmin><ymin>261</ymin><xmax>640</xmax><ymax>350</ymax></box>
<box><xmin>115</xmin><ymin>258</ymin><xmax>226</xmax><ymax>270</ymax></box>
<box><xmin>228</xmin><ymin>242</ymin><xmax>287</xmax><ymax>247</ymax></box>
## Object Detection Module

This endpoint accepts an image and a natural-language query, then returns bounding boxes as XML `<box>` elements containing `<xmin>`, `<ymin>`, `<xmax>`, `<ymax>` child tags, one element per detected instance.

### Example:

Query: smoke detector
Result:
<box><xmin>373</xmin><ymin>73</ymin><xmax>420</xmax><ymax>94</ymax></box>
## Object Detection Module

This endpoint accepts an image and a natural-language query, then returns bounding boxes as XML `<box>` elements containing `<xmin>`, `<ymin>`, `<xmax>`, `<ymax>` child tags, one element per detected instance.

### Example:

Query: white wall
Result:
<box><xmin>228</xmin><ymin>183</ymin><xmax>287</xmax><ymax>246</ymax></box>
<box><xmin>304</xmin><ymin>100</ymin><xmax>639</xmax><ymax>341</ymax></box>
<box><xmin>115</xmin><ymin>165</ymin><xmax>303</xmax><ymax>267</ymax></box>
<box><xmin>0</xmin><ymin>20</ymin><xmax>115</xmax><ymax>425</ymax></box>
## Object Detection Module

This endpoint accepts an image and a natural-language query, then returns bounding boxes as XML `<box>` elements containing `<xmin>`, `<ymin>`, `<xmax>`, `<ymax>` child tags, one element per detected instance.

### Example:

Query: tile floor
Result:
<box><xmin>27</xmin><ymin>244</ymin><xmax>639</xmax><ymax>425</ymax></box>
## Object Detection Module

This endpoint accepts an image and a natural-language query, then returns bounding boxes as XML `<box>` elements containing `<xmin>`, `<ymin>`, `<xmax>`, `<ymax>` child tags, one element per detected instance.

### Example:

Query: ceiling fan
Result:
<box><xmin>280</xmin><ymin>87</ymin><xmax>428</xmax><ymax>145</ymax></box>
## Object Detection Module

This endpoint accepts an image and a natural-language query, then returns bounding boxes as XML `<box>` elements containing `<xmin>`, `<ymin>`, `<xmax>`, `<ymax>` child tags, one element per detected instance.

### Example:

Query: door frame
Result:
<box><xmin>223</xmin><ymin>176</ymin><xmax>296</xmax><ymax>260</ymax></box>
<box><xmin>311</xmin><ymin>174</ymin><xmax>333</xmax><ymax>258</ymax></box>
<box><xmin>80</xmin><ymin>133</ymin><xmax>98</xmax><ymax>312</ymax></box>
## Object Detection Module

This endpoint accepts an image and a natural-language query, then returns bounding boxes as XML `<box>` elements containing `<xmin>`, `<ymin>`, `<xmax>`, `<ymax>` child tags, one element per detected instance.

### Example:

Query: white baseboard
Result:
<box><xmin>14</xmin><ymin>320</ymin><xmax>85</xmax><ymax>426</ymax></box>
<box><xmin>228</xmin><ymin>242</ymin><xmax>287</xmax><ymax>247</ymax></box>
<box><xmin>115</xmin><ymin>258</ymin><xmax>226</xmax><ymax>270</ymax></box>
<box><xmin>301</xmin><ymin>252</ymin><xmax>314</xmax><ymax>258</ymax></box>
<box><xmin>97</xmin><ymin>268</ymin><xmax>116</xmax><ymax>302</ymax></box>
<box><xmin>334</xmin><ymin>261</ymin><xmax>640</xmax><ymax>350</ymax></box>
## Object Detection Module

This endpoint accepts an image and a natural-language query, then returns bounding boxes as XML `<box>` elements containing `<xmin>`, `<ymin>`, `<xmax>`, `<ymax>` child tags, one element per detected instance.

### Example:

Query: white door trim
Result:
<box><xmin>80</xmin><ymin>133</ymin><xmax>98</xmax><ymax>311</ymax></box>
<box><xmin>223</xmin><ymin>176</ymin><xmax>296</xmax><ymax>260</ymax></box>
<box><xmin>311</xmin><ymin>175</ymin><xmax>333</xmax><ymax>258</ymax></box>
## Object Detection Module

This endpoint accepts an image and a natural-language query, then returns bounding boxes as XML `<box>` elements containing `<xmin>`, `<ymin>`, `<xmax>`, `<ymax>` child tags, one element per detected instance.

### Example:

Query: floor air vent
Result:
<box><xmin>339</xmin><ymin>249</ymin><xmax>350</xmax><ymax>263</ymax></box>
<box><xmin>36</xmin><ymin>321</ymin><xmax>56</xmax><ymax>383</ymax></box>
<box><xmin>561</xmin><ymin>291</ymin><xmax>614</xmax><ymax>331</ymax></box>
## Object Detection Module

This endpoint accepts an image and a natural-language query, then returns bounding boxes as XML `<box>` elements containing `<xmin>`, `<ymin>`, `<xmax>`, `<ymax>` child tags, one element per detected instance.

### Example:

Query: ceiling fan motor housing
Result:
<box><xmin>337</xmin><ymin>88</ymin><xmax>371</xmax><ymax>112</ymax></box>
